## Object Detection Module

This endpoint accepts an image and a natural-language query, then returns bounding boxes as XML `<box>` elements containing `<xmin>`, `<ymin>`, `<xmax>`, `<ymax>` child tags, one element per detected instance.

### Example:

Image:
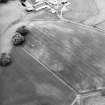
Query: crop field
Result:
<box><xmin>1</xmin><ymin>0</ymin><xmax>105</xmax><ymax>105</ymax></box>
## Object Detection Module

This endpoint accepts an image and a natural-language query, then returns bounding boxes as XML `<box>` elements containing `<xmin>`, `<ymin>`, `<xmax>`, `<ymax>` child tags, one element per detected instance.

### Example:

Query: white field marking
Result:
<box><xmin>74</xmin><ymin>94</ymin><xmax>103</xmax><ymax>105</ymax></box>
<box><xmin>23</xmin><ymin>48</ymin><xmax>77</xmax><ymax>94</ymax></box>
<box><xmin>0</xmin><ymin>22</ymin><xmax>29</xmax><ymax>54</ymax></box>
<box><xmin>79</xmin><ymin>91</ymin><xmax>102</xmax><ymax>99</ymax></box>
<box><xmin>71</xmin><ymin>96</ymin><xmax>79</xmax><ymax>105</ymax></box>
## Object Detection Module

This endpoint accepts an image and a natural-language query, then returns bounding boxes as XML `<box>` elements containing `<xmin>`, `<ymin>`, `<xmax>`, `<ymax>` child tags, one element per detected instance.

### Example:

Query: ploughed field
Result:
<box><xmin>1</xmin><ymin>1</ymin><xmax>105</xmax><ymax>105</ymax></box>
